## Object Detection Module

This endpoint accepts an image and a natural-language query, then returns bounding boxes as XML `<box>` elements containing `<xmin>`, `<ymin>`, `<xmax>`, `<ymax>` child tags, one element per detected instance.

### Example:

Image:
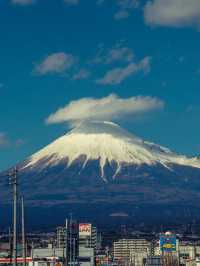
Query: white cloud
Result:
<box><xmin>0</xmin><ymin>133</ymin><xmax>10</xmax><ymax>147</ymax></box>
<box><xmin>96</xmin><ymin>56</ymin><xmax>151</xmax><ymax>85</ymax></box>
<box><xmin>144</xmin><ymin>0</ymin><xmax>200</xmax><ymax>28</ymax></box>
<box><xmin>46</xmin><ymin>94</ymin><xmax>164</xmax><ymax>125</ymax></box>
<box><xmin>34</xmin><ymin>52</ymin><xmax>76</xmax><ymax>75</ymax></box>
<box><xmin>92</xmin><ymin>44</ymin><xmax>134</xmax><ymax>65</ymax></box>
<box><xmin>11</xmin><ymin>0</ymin><xmax>35</xmax><ymax>5</ymax></box>
<box><xmin>72</xmin><ymin>69</ymin><xmax>91</xmax><ymax>80</ymax></box>
<box><xmin>64</xmin><ymin>0</ymin><xmax>79</xmax><ymax>5</ymax></box>
<box><xmin>117</xmin><ymin>0</ymin><xmax>139</xmax><ymax>10</ymax></box>
<box><xmin>97</xmin><ymin>0</ymin><xmax>139</xmax><ymax>20</ymax></box>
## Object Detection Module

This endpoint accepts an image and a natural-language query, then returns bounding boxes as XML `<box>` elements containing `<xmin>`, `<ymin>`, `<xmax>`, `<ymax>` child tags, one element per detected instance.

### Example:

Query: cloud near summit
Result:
<box><xmin>46</xmin><ymin>94</ymin><xmax>164</xmax><ymax>125</ymax></box>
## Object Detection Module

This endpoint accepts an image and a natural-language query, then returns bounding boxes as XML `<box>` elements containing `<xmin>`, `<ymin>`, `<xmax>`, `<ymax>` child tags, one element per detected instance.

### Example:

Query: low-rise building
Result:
<box><xmin>79</xmin><ymin>246</ymin><xmax>94</xmax><ymax>266</ymax></box>
<box><xmin>113</xmin><ymin>238</ymin><xmax>150</xmax><ymax>264</ymax></box>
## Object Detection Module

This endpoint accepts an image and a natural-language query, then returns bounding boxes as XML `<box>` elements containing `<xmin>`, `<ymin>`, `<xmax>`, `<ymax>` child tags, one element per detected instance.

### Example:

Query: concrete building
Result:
<box><xmin>145</xmin><ymin>256</ymin><xmax>162</xmax><ymax>266</ymax></box>
<box><xmin>57</xmin><ymin>227</ymin><xmax>67</xmax><ymax>249</ymax></box>
<box><xmin>130</xmin><ymin>248</ymin><xmax>149</xmax><ymax>266</ymax></box>
<box><xmin>179</xmin><ymin>244</ymin><xmax>200</xmax><ymax>265</ymax></box>
<box><xmin>79</xmin><ymin>247</ymin><xmax>94</xmax><ymax>266</ymax></box>
<box><xmin>78</xmin><ymin>224</ymin><xmax>96</xmax><ymax>266</ymax></box>
<box><xmin>79</xmin><ymin>224</ymin><xmax>97</xmax><ymax>250</ymax></box>
<box><xmin>56</xmin><ymin>220</ymin><xmax>79</xmax><ymax>265</ymax></box>
<box><xmin>32</xmin><ymin>244</ymin><xmax>66</xmax><ymax>259</ymax></box>
<box><xmin>113</xmin><ymin>238</ymin><xmax>150</xmax><ymax>264</ymax></box>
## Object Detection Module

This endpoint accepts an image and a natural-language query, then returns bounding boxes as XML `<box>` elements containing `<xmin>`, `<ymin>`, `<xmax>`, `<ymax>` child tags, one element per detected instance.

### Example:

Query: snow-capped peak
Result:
<box><xmin>25</xmin><ymin>121</ymin><xmax>200</xmax><ymax>180</ymax></box>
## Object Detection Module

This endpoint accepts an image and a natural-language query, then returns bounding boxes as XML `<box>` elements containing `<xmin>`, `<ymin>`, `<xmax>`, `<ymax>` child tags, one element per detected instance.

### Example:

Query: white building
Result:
<box><xmin>113</xmin><ymin>238</ymin><xmax>150</xmax><ymax>265</ymax></box>
<box><xmin>79</xmin><ymin>247</ymin><xmax>94</xmax><ymax>266</ymax></box>
<box><xmin>32</xmin><ymin>244</ymin><xmax>66</xmax><ymax>259</ymax></box>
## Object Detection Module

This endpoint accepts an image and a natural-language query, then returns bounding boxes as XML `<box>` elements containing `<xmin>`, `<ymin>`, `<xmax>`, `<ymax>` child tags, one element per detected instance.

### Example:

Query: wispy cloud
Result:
<box><xmin>11</xmin><ymin>0</ymin><xmax>36</xmax><ymax>5</ymax></box>
<box><xmin>34</xmin><ymin>52</ymin><xmax>77</xmax><ymax>75</ymax></box>
<box><xmin>0</xmin><ymin>133</ymin><xmax>26</xmax><ymax>149</ymax></box>
<box><xmin>144</xmin><ymin>0</ymin><xmax>200</xmax><ymax>29</ymax></box>
<box><xmin>96</xmin><ymin>56</ymin><xmax>151</xmax><ymax>85</ymax></box>
<box><xmin>114</xmin><ymin>0</ymin><xmax>139</xmax><ymax>20</ymax></box>
<box><xmin>46</xmin><ymin>94</ymin><xmax>164</xmax><ymax>125</ymax></box>
<box><xmin>97</xmin><ymin>0</ymin><xmax>139</xmax><ymax>20</ymax></box>
<box><xmin>72</xmin><ymin>69</ymin><xmax>91</xmax><ymax>80</ymax></box>
<box><xmin>92</xmin><ymin>44</ymin><xmax>134</xmax><ymax>65</ymax></box>
<box><xmin>0</xmin><ymin>133</ymin><xmax>10</xmax><ymax>148</ymax></box>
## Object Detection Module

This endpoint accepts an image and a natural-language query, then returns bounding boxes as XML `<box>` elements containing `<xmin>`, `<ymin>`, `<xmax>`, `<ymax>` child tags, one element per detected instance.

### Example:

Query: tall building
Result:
<box><xmin>91</xmin><ymin>226</ymin><xmax>97</xmax><ymax>250</ymax></box>
<box><xmin>56</xmin><ymin>219</ymin><xmax>79</xmax><ymax>266</ymax></box>
<box><xmin>78</xmin><ymin>224</ymin><xmax>97</xmax><ymax>250</ymax></box>
<box><xmin>78</xmin><ymin>223</ymin><xmax>96</xmax><ymax>266</ymax></box>
<box><xmin>57</xmin><ymin>226</ymin><xmax>67</xmax><ymax>249</ymax></box>
<box><xmin>67</xmin><ymin>219</ymin><xmax>79</xmax><ymax>265</ymax></box>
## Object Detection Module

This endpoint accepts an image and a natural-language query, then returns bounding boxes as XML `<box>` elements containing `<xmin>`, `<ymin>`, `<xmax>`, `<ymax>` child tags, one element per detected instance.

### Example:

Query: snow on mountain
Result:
<box><xmin>24</xmin><ymin>121</ymin><xmax>200</xmax><ymax>180</ymax></box>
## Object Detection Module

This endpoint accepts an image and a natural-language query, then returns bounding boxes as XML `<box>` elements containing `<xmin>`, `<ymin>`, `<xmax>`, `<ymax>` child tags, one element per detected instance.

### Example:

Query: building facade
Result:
<box><xmin>113</xmin><ymin>238</ymin><xmax>150</xmax><ymax>265</ymax></box>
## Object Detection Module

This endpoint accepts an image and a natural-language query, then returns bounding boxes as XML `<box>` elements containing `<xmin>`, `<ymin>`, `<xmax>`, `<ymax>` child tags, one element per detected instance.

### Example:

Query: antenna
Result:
<box><xmin>9</xmin><ymin>167</ymin><xmax>18</xmax><ymax>266</ymax></box>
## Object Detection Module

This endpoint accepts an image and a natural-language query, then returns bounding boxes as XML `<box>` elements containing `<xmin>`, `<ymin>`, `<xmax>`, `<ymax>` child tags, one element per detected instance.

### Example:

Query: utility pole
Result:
<box><xmin>9</xmin><ymin>167</ymin><xmax>18</xmax><ymax>266</ymax></box>
<box><xmin>21</xmin><ymin>197</ymin><xmax>26</xmax><ymax>266</ymax></box>
<box><xmin>9</xmin><ymin>227</ymin><xmax>12</xmax><ymax>265</ymax></box>
<box><xmin>31</xmin><ymin>242</ymin><xmax>35</xmax><ymax>266</ymax></box>
<box><xmin>69</xmin><ymin>213</ymin><xmax>73</xmax><ymax>266</ymax></box>
<box><xmin>65</xmin><ymin>219</ymin><xmax>68</xmax><ymax>266</ymax></box>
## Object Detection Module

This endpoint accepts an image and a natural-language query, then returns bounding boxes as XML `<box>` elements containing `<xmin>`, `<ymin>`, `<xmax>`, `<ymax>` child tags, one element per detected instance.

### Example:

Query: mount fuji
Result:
<box><xmin>2</xmin><ymin>121</ymin><xmax>200</xmax><ymax>228</ymax></box>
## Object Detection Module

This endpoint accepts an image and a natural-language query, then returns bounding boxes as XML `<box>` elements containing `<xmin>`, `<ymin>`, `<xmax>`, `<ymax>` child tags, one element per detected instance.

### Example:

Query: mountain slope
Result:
<box><xmin>24</xmin><ymin>121</ymin><xmax>200</xmax><ymax>180</ymax></box>
<box><xmin>2</xmin><ymin>121</ymin><xmax>200</xmax><ymax>227</ymax></box>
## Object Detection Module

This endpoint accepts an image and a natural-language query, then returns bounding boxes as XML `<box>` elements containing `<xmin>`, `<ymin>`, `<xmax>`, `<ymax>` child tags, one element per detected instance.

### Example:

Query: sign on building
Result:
<box><xmin>160</xmin><ymin>232</ymin><xmax>176</xmax><ymax>252</ymax></box>
<box><xmin>79</xmin><ymin>223</ymin><xmax>92</xmax><ymax>237</ymax></box>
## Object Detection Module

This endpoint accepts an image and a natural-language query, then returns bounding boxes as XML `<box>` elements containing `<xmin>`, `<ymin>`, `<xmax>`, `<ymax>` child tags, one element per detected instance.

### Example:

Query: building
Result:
<box><xmin>78</xmin><ymin>224</ymin><xmax>96</xmax><ymax>266</ymax></box>
<box><xmin>91</xmin><ymin>227</ymin><xmax>97</xmax><ymax>250</ymax></box>
<box><xmin>57</xmin><ymin>226</ymin><xmax>67</xmax><ymax>249</ymax></box>
<box><xmin>79</xmin><ymin>224</ymin><xmax>97</xmax><ymax>250</ymax></box>
<box><xmin>145</xmin><ymin>256</ymin><xmax>162</xmax><ymax>266</ymax></box>
<box><xmin>79</xmin><ymin>247</ymin><xmax>94</xmax><ymax>266</ymax></box>
<box><xmin>32</xmin><ymin>244</ymin><xmax>66</xmax><ymax>259</ymax></box>
<box><xmin>56</xmin><ymin>221</ymin><xmax>97</xmax><ymax>266</ymax></box>
<box><xmin>113</xmin><ymin>238</ymin><xmax>150</xmax><ymax>265</ymax></box>
<box><xmin>56</xmin><ymin>219</ymin><xmax>79</xmax><ymax>265</ymax></box>
<box><xmin>179</xmin><ymin>244</ymin><xmax>200</xmax><ymax>265</ymax></box>
<box><xmin>66</xmin><ymin>219</ymin><xmax>79</xmax><ymax>265</ymax></box>
<box><xmin>130</xmin><ymin>248</ymin><xmax>149</xmax><ymax>266</ymax></box>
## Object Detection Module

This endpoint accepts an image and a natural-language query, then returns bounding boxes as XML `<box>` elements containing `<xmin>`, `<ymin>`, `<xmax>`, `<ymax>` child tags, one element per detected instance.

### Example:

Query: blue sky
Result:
<box><xmin>0</xmin><ymin>0</ymin><xmax>200</xmax><ymax>171</ymax></box>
